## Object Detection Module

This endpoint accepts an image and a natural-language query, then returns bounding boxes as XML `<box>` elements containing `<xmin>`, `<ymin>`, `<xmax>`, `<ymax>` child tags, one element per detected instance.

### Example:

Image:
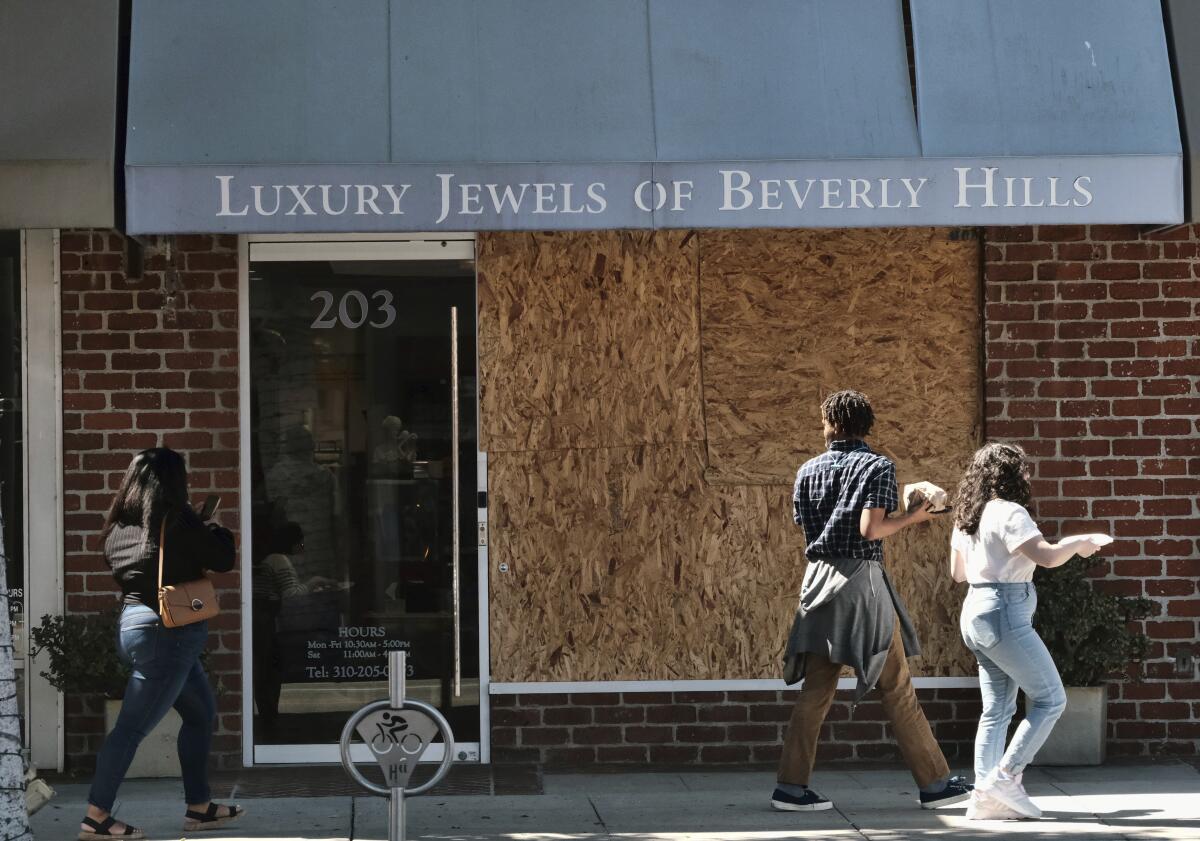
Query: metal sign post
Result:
<box><xmin>339</xmin><ymin>650</ymin><xmax>456</xmax><ymax>841</ymax></box>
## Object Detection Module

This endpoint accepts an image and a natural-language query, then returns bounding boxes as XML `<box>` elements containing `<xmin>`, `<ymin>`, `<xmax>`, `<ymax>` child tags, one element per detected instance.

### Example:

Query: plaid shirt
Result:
<box><xmin>792</xmin><ymin>439</ymin><xmax>898</xmax><ymax>562</ymax></box>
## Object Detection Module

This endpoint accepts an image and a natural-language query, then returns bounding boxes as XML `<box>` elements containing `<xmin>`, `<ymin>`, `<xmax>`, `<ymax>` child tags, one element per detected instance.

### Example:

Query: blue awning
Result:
<box><xmin>125</xmin><ymin>0</ymin><xmax>1182</xmax><ymax>234</ymax></box>
<box><xmin>0</xmin><ymin>1</ymin><xmax>119</xmax><ymax>228</ymax></box>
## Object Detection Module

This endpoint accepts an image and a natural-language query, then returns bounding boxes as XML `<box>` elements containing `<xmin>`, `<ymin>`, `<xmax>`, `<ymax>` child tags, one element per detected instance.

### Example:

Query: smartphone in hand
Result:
<box><xmin>199</xmin><ymin>494</ymin><xmax>221</xmax><ymax>521</ymax></box>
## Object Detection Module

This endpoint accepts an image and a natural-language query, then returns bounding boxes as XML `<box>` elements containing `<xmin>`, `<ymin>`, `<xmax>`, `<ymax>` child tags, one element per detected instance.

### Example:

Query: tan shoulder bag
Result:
<box><xmin>157</xmin><ymin>517</ymin><xmax>219</xmax><ymax>628</ymax></box>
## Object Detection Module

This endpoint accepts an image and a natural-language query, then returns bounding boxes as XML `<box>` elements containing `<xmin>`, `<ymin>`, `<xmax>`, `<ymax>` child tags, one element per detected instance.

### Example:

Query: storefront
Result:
<box><xmin>5</xmin><ymin>0</ymin><xmax>1199</xmax><ymax>773</ymax></box>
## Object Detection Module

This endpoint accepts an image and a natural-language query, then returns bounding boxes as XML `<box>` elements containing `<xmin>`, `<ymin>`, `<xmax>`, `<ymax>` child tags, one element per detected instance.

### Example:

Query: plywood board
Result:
<box><xmin>488</xmin><ymin>445</ymin><xmax>800</xmax><ymax>681</ymax></box>
<box><xmin>699</xmin><ymin>228</ymin><xmax>980</xmax><ymax>489</ymax></box>
<box><xmin>477</xmin><ymin>231</ymin><xmax>703</xmax><ymax>453</ymax></box>
<box><xmin>479</xmin><ymin>228</ymin><xmax>981</xmax><ymax>681</ymax></box>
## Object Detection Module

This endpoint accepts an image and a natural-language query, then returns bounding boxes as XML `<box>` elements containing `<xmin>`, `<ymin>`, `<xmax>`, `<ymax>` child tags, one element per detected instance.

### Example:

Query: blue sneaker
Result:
<box><xmin>771</xmin><ymin>787</ymin><xmax>833</xmax><ymax>811</ymax></box>
<box><xmin>919</xmin><ymin>775</ymin><xmax>973</xmax><ymax>809</ymax></box>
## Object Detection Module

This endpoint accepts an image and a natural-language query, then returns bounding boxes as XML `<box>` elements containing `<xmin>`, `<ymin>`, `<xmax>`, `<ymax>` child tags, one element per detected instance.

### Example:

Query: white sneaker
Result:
<box><xmin>966</xmin><ymin>790</ymin><xmax>1026</xmax><ymax>820</ymax></box>
<box><xmin>976</xmin><ymin>769</ymin><xmax>1041</xmax><ymax>819</ymax></box>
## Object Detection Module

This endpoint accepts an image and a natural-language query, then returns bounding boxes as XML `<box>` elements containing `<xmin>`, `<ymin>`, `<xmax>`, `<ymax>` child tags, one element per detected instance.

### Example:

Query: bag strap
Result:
<box><xmin>157</xmin><ymin>516</ymin><xmax>167</xmax><ymax>592</ymax></box>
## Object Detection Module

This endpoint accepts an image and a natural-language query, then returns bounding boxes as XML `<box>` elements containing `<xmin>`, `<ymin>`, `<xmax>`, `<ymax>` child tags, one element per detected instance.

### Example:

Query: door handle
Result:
<box><xmin>450</xmin><ymin>306</ymin><xmax>461</xmax><ymax>698</ymax></box>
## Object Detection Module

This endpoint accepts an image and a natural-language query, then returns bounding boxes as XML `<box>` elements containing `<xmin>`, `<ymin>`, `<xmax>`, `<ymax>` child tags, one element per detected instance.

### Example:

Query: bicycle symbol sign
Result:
<box><xmin>355</xmin><ymin>708</ymin><xmax>439</xmax><ymax>788</ymax></box>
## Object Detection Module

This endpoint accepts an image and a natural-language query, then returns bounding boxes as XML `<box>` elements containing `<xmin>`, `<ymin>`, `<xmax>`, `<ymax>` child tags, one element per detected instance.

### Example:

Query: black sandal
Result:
<box><xmin>78</xmin><ymin>815</ymin><xmax>145</xmax><ymax>840</ymax></box>
<box><xmin>183</xmin><ymin>802</ymin><xmax>245</xmax><ymax>831</ymax></box>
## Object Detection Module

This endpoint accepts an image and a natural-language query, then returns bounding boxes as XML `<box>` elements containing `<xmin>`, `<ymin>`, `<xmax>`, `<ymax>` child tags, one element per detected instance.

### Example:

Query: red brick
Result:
<box><xmin>1036</xmin><ymin>420</ymin><xmax>1087</xmax><ymax>438</ymax></box>
<box><xmin>1060</xmin><ymin>400</ymin><xmax>1110</xmax><ymax>418</ymax></box>
<box><xmin>1057</xmin><ymin>243</ymin><xmax>1106</xmax><ymax>261</ymax></box>
<box><xmin>164</xmin><ymin>352</ymin><xmax>214</xmax><ymax>369</ymax></box>
<box><xmin>134</xmin><ymin>371</ymin><xmax>187</xmax><ymax>390</ymax></box>
<box><xmin>1005</xmin><ymin>283</ymin><xmax>1055</xmax><ymax>301</ymax></box>
<box><xmin>1039</xmin><ymin>380</ymin><xmax>1087</xmax><ymax>398</ymax></box>
<box><xmin>1091</xmin><ymin>302</ymin><xmax>1141</xmax><ymax>319</ymax></box>
<box><xmin>134</xmin><ymin>332</ymin><xmax>185</xmax><ymax>350</ymax></box>
<box><xmin>988</xmin><ymin>226</ymin><xmax>1035</xmax><ymax>242</ymax></box>
<box><xmin>1062</xmin><ymin>439</ymin><xmax>1109</xmax><ymax>457</ymax></box>
<box><xmin>134</xmin><ymin>412</ymin><xmax>186</xmax><ymax>430</ymax></box>
<box><xmin>1110</xmin><ymin>243</ymin><xmax>1158</xmax><ymax>260</ymax></box>
<box><xmin>62</xmin><ymin>352</ymin><xmax>108</xmax><ymax>371</ymax></box>
<box><xmin>1090</xmin><ymin>263</ymin><xmax>1141</xmax><ymax>280</ymax></box>
<box><xmin>1143</xmin><ymin>262</ymin><xmax>1191</xmax><ymax>279</ymax></box>
<box><xmin>80</xmin><ymin>333</ymin><xmax>130</xmax><ymax>350</ymax></box>
<box><xmin>1006</xmin><ymin>361</ymin><xmax>1055</xmax><ymax>378</ymax></box>
<box><xmin>1114</xmin><ymin>478</ymin><xmax>1163</xmax><ymax>495</ymax></box>
<box><xmin>1145</xmin><ymin>539</ymin><xmax>1198</xmax><ymax>556</ymax></box>
<box><xmin>1039</xmin><ymin>301</ymin><xmax>1090</xmax><ymax>320</ymax></box>
<box><xmin>1111</xmin><ymin>360</ymin><xmax>1160</xmax><ymax>377</ymax></box>
<box><xmin>1006</xmin><ymin>322</ymin><xmax>1055</xmax><ymax>340</ymax></box>
<box><xmin>1092</xmin><ymin>380</ymin><xmax>1139</xmax><ymax>397</ymax></box>
<box><xmin>1138</xmin><ymin>340</ymin><xmax>1189</xmax><ymax>357</ymax></box>
<box><xmin>1091</xmin><ymin>499</ymin><xmax>1139</xmax><ymax>516</ymax></box>
<box><xmin>1058</xmin><ymin>322</ymin><xmax>1107</xmax><ymax>340</ymax></box>
<box><xmin>1058</xmin><ymin>360</ymin><xmax>1108</xmax><ymax>377</ymax></box>
<box><xmin>82</xmin><ymin>412</ymin><xmax>133</xmax><ymax>431</ymax></box>
<box><xmin>1062</xmin><ymin>479</ymin><xmax>1111</xmax><ymax>496</ymax></box>
<box><xmin>111</xmin><ymin>352</ymin><xmax>161</xmax><ymax>371</ymax></box>
<box><xmin>1143</xmin><ymin>300</ymin><xmax>1193</xmax><ymax>318</ymax></box>
<box><xmin>1039</xmin><ymin>226</ymin><xmax>1087</xmax><ymax>242</ymax></box>
<box><xmin>83</xmin><ymin>292</ymin><xmax>135</xmax><ymax>310</ymax></box>
<box><xmin>1165</xmin><ymin>398</ymin><xmax>1200</xmax><ymax>415</ymax></box>
<box><xmin>1088</xmin><ymin>341</ymin><xmax>1137</xmax><ymax>358</ymax></box>
<box><xmin>1009</xmin><ymin>401</ymin><xmax>1057</xmax><ymax>418</ymax></box>
<box><xmin>1037</xmin><ymin>262</ymin><xmax>1086</xmax><ymax>280</ymax></box>
<box><xmin>1164</xmin><ymin>280</ymin><xmax>1200</xmax><ymax>296</ymax></box>
<box><xmin>1112</xmin><ymin>559</ymin><xmax>1163</xmax><ymax>576</ymax></box>
<box><xmin>986</xmin><ymin>420</ymin><xmax>1036</xmax><ymax>437</ymax></box>
<box><xmin>987</xmin><ymin>263</ymin><xmax>1034</xmax><ymax>282</ymax></box>
<box><xmin>1142</xmin><ymin>417</ymin><xmax>1200</xmax><ymax>436</ymax></box>
<box><xmin>986</xmin><ymin>303</ymin><xmax>1035</xmax><ymax>321</ymax></box>
<box><xmin>107</xmin><ymin>312</ymin><xmax>158</xmax><ymax>331</ymax></box>
<box><xmin>1036</xmin><ymin>341</ymin><xmax>1085</xmax><ymax>359</ymax></box>
<box><xmin>1059</xmin><ymin>282</ymin><xmax>1109</xmax><ymax>299</ymax></box>
<box><xmin>1005</xmin><ymin>244</ymin><xmax>1054</xmax><ymax>261</ymax></box>
<box><xmin>1112</xmin><ymin>438</ymin><xmax>1162</xmax><ymax>457</ymax></box>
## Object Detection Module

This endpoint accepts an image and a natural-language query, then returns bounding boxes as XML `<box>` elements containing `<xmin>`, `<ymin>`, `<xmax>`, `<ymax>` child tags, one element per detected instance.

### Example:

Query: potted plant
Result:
<box><xmin>28</xmin><ymin>611</ymin><xmax>186</xmax><ymax>777</ymax></box>
<box><xmin>1028</xmin><ymin>555</ymin><xmax>1154</xmax><ymax>765</ymax></box>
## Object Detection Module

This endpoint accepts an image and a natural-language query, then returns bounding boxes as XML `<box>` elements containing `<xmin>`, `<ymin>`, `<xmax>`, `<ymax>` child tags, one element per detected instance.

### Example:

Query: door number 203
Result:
<box><xmin>310</xmin><ymin>290</ymin><xmax>397</xmax><ymax>329</ymax></box>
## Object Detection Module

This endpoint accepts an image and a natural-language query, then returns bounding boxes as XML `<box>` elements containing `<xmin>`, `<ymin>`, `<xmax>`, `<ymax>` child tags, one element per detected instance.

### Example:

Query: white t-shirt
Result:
<box><xmin>950</xmin><ymin>499</ymin><xmax>1044</xmax><ymax>583</ymax></box>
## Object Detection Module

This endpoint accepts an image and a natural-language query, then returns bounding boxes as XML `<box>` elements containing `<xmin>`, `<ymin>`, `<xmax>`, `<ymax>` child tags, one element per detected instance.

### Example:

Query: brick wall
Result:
<box><xmin>492</xmin><ymin>689</ymin><xmax>979</xmax><ymax>766</ymax></box>
<box><xmin>56</xmin><ymin>224</ymin><xmax>1197</xmax><ymax>769</ymax></box>
<box><xmin>61</xmin><ymin>230</ymin><xmax>242</xmax><ymax>771</ymax></box>
<box><xmin>984</xmin><ymin>223</ymin><xmax>1200</xmax><ymax>758</ymax></box>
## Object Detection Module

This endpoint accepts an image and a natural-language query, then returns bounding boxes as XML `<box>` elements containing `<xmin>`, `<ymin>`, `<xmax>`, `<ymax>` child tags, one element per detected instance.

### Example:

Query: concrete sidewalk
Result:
<box><xmin>32</xmin><ymin>761</ymin><xmax>1200</xmax><ymax>840</ymax></box>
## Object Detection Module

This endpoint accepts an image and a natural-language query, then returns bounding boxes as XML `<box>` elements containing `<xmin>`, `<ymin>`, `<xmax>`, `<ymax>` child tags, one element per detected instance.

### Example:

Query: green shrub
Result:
<box><xmin>29</xmin><ymin>611</ymin><xmax>129</xmax><ymax>698</ymax></box>
<box><xmin>1032</xmin><ymin>555</ymin><xmax>1154</xmax><ymax>687</ymax></box>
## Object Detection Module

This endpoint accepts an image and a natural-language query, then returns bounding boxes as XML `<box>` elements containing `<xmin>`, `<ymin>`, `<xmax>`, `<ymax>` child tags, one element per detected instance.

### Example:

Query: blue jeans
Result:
<box><xmin>960</xmin><ymin>582</ymin><xmax>1067</xmax><ymax>779</ymax></box>
<box><xmin>89</xmin><ymin>604</ymin><xmax>215</xmax><ymax>811</ymax></box>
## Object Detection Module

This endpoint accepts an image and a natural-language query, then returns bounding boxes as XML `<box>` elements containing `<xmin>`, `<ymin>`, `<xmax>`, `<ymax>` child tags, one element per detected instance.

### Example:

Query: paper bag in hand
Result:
<box><xmin>903</xmin><ymin>481</ymin><xmax>950</xmax><ymax>515</ymax></box>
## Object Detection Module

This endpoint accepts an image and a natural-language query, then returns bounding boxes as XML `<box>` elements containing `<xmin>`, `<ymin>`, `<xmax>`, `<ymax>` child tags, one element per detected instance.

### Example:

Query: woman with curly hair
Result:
<box><xmin>949</xmin><ymin>442</ymin><xmax>1109</xmax><ymax>820</ymax></box>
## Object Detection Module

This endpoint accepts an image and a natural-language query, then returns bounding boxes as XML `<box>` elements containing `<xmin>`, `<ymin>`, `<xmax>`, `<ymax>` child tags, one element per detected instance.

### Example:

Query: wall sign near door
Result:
<box><xmin>310</xmin><ymin>290</ymin><xmax>397</xmax><ymax>329</ymax></box>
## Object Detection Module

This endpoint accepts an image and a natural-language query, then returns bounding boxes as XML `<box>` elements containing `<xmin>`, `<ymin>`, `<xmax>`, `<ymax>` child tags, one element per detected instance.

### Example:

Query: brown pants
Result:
<box><xmin>777</xmin><ymin>617</ymin><xmax>950</xmax><ymax>788</ymax></box>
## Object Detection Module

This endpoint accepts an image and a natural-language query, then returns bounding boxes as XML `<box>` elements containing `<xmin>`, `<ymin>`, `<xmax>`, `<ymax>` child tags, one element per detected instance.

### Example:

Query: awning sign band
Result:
<box><xmin>126</xmin><ymin>156</ymin><xmax>1182</xmax><ymax>234</ymax></box>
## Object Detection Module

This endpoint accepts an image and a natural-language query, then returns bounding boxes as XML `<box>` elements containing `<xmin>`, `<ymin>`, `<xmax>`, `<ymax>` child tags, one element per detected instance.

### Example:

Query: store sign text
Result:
<box><xmin>124</xmin><ymin>155</ymin><xmax>1182</xmax><ymax>233</ymax></box>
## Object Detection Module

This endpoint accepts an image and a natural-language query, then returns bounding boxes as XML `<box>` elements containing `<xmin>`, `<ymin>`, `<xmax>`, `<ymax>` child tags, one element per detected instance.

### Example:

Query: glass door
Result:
<box><xmin>0</xmin><ymin>232</ymin><xmax>24</xmax><ymax>742</ymax></box>
<box><xmin>245</xmin><ymin>239</ymin><xmax>482</xmax><ymax>764</ymax></box>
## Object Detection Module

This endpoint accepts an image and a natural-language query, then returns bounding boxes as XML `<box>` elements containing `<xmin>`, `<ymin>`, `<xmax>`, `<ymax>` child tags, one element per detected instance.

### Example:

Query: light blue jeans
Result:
<box><xmin>89</xmin><ymin>604</ymin><xmax>215</xmax><ymax>811</ymax></box>
<box><xmin>960</xmin><ymin>582</ymin><xmax>1067</xmax><ymax>780</ymax></box>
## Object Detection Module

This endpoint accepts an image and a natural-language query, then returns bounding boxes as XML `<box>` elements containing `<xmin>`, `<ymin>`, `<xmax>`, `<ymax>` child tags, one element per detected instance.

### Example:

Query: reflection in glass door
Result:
<box><xmin>0</xmin><ymin>232</ymin><xmax>24</xmax><ymax>740</ymax></box>
<box><xmin>245</xmin><ymin>239</ymin><xmax>481</xmax><ymax>763</ymax></box>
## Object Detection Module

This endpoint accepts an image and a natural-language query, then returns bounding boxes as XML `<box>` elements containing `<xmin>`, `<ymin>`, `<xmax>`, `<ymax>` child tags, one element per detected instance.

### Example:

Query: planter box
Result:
<box><xmin>1028</xmin><ymin>685</ymin><xmax>1107</xmax><ymax>766</ymax></box>
<box><xmin>103</xmin><ymin>700</ymin><xmax>184</xmax><ymax>779</ymax></box>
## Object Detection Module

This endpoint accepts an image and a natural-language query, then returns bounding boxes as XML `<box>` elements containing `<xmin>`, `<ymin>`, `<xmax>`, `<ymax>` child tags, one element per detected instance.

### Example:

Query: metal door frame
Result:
<box><xmin>238</xmin><ymin>233</ymin><xmax>489</xmax><ymax>766</ymax></box>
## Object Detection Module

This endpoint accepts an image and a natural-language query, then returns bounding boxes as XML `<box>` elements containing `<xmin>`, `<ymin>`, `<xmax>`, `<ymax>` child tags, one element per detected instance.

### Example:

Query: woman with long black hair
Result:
<box><xmin>949</xmin><ymin>442</ymin><xmax>1108</xmax><ymax>821</ymax></box>
<box><xmin>79</xmin><ymin>448</ymin><xmax>242</xmax><ymax>840</ymax></box>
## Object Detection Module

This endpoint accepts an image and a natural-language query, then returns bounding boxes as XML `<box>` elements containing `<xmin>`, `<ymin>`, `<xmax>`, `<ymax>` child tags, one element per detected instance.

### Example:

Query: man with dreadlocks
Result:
<box><xmin>770</xmin><ymin>390</ymin><xmax>972</xmax><ymax>813</ymax></box>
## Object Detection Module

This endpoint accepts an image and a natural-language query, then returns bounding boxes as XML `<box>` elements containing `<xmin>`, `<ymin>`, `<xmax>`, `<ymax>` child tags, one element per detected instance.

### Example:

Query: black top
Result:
<box><xmin>104</xmin><ymin>507</ymin><xmax>236</xmax><ymax>610</ymax></box>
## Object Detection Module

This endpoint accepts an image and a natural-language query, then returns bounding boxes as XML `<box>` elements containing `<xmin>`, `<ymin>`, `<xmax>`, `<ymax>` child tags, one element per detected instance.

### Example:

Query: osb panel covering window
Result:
<box><xmin>479</xmin><ymin>229</ymin><xmax>980</xmax><ymax>681</ymax></box>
